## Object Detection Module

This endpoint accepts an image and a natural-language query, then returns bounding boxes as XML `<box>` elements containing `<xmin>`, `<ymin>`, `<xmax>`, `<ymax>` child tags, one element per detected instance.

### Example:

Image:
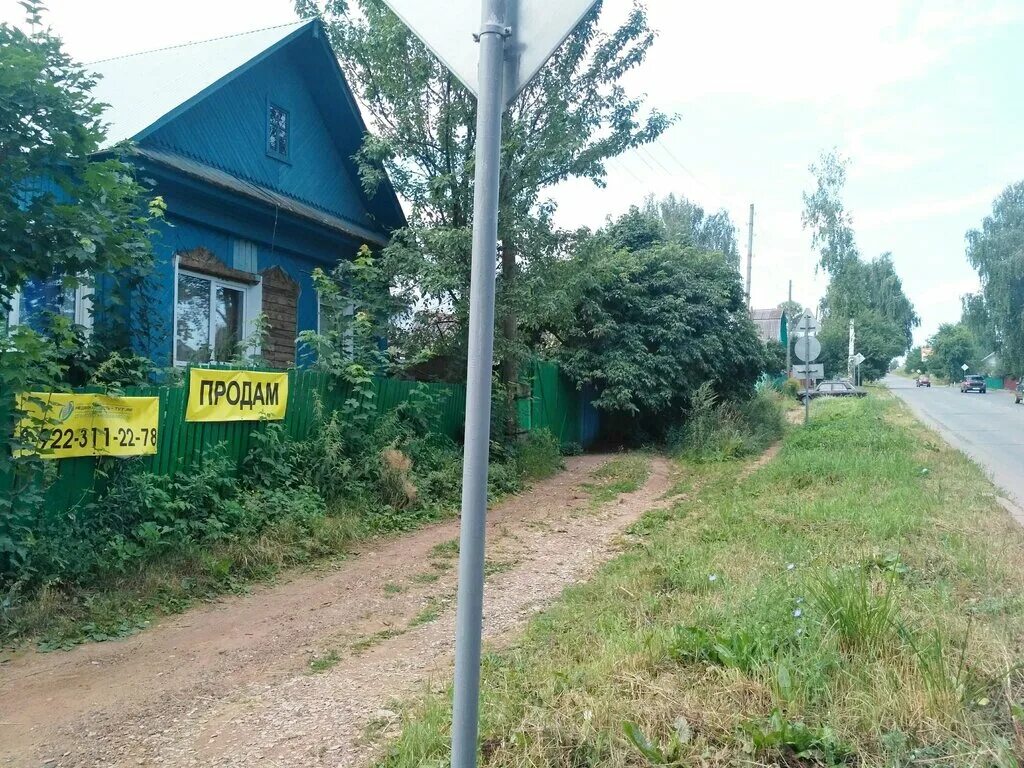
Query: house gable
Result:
<box><xmin>141</xmin><ymin>31</ymin><xmax>390</xmax><ymax>238</ymax></box>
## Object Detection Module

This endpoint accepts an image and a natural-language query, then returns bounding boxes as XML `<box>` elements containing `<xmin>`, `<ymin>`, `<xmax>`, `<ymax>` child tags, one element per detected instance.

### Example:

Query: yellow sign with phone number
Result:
<box><xmin>15</xmin><ymin>393</ymin><xmax>160</xmax><ymax>459</ymax></box>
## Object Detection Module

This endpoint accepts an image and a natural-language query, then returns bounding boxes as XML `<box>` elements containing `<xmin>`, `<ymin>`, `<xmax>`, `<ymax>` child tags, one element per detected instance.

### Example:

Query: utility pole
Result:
<box><xmin>786</xmin><ymin>280</ymin><xmax>792</xmax><ymax>377</ymax></box>
<box><xmin>803</xmin><ymin>313</ymin><xmax>811</xmax><ymax>426</ymax></box>
<box><xmin>746</xmin><ymin>203</ymin><xmax>754</xmax><ymax>309</ymax></box>
<box><xmin>848</xmin><ymin>318</ymin><xmax>855</xmax><ymax>382</ymax></box>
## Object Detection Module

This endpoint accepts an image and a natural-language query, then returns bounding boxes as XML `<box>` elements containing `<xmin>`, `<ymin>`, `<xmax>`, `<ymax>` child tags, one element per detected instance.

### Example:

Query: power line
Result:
<box><xmin>607</xmin><ymin>157</ymin><xmax>645</xmax><ymax>185</ymax></box>
<box><xmin>637</xmin><ymin>146</ymin><xmax>675</xmax><ymax>177</ymax></box>
<box><xmin>654</xmin><ymin>138</ymin><xmax>703</xmax><ymax>186</ymax></box>
<box><xmin>629</xmin><ymin>148</ymin><xmax>657</xmax><ymax>173</ymax></box>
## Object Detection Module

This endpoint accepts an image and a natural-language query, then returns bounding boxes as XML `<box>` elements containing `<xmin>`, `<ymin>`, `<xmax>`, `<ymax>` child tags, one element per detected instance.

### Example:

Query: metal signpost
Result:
<box><xmin>852</xmin><ymin>352</ymin><xmax>865</xmax><ymax>386</ymax></box>
<box><xmin>795</xmin><ymin>313</ymin><xmax>820</xmax><ymax>425</ymax></box>
<box><xmin>379</xmin><ymin>2</ymin><xmax>599</xmax><ymax>765</ymax></box>
<box><xmin>792</xmin><ymin>363</ymin><xmax>824</xmax><ymax>379</ymax></box>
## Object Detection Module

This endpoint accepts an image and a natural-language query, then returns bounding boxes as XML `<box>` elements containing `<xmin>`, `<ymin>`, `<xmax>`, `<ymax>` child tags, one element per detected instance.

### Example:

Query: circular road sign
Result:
<box><xmin>795</xmin><ymin>335</ymin><xmax>821</xmax><ymax>363</ymax></box>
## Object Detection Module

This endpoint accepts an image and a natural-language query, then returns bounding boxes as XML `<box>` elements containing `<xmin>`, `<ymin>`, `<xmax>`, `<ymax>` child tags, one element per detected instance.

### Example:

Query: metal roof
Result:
<box><xmin>89</xmin><ymin>20</ymin><xmax>313</xmax><ymax>148</ymax></box>
<box><xmin>750</xmin><ymin>307</ymin><xmax>787</xmax><ymax>343</ymax></box>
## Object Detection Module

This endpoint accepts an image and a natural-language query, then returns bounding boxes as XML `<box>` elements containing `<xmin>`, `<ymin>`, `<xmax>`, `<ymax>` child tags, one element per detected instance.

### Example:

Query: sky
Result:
<box><xmin>4</xmin><ymin>0</ymin><xmax>1023</xmax><ymax>346</ymax></box>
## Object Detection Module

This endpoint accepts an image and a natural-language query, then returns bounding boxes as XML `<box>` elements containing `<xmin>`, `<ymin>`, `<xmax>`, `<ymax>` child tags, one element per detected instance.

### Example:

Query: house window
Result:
<box><xmin>175</xmin><ymin>270</ymin><xmax>251</xmax><ymax>365</ymax></box>
<box><xmin>267</xmin><ymin>103</ymin><xmax>289</xmax><ymax>160</ymax></box>
<box><xmin>6</xmin><ymin>277</ymin><xmax>92</xmax><ymax>334</ymax></box>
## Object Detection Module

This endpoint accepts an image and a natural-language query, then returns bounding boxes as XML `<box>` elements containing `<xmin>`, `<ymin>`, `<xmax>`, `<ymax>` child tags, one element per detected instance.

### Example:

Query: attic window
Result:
<box><xmin>267</xmin><ymin>103</ymin><xmax>289</xmax><ymax>160</ymax></box>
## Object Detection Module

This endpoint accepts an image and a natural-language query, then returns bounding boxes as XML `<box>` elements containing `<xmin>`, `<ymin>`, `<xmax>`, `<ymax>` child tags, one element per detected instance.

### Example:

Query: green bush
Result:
<box><xmin>670</xmin><ymin>383</ymin><xmax>785</xmax><ymax>462</ymax></box>
<box><xmin>515</xmin><ymin>428</ymin><xmax>564</xmax><ymax>481</ymax></box>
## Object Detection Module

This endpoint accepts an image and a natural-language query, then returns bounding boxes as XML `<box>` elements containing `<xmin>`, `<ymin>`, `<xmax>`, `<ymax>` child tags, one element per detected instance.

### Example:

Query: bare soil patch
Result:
<box><xmin>1</xmin><ymin>453</ymin><xmax>674</xmax><ymax>767</ymax></box>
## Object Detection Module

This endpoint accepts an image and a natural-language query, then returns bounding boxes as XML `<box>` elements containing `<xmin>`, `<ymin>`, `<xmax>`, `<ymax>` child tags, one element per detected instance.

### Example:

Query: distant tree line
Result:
<box><xmin>905</xmin><ymin>180</ymin><xmax>1024</xmax><ymax>381</ymax></box>
<box><xmin>801</xmin><ymin>151</ymin><xmax>919</xmax><ymax>382</ymax></box>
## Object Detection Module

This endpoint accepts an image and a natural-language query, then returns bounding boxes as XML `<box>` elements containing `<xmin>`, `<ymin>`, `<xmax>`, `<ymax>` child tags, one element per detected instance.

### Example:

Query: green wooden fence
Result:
<box><xmin>527</xmin><ymin>360</ymin><xmax>583</xmax><ymax>447</ymax></box>
<box><xmin>37</xmin><ymin>369</ymin><xmax>467</xmax><ymax>514</ymax></box>
<box><xmin>13</xmin><ymin>360</ymin><xmax>595</xmax><ymax>516</ymax></box>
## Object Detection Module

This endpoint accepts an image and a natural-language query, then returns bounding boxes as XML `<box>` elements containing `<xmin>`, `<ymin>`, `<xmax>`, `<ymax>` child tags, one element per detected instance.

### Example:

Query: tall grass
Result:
<box><xmin>669</xmin><ymin>383</ymin><xmax>785</xmax><ymax>461</ymax></box>
<box><xmin>375</xmin><ymin>396</ymin><xmax>1024</xmax><ymax>768</ymax></box>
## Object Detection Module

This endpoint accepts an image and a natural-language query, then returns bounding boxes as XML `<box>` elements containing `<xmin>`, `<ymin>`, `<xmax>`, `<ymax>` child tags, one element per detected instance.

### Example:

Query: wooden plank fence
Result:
<box><xmin>7</xmin><ymin>361</ymin><xmax>592</xmax><ymax>517</ymax></box>
<box><xmin>33</xmin><ymin>368</ymin><xmax>467</xmax><ymax>514</ymax></box>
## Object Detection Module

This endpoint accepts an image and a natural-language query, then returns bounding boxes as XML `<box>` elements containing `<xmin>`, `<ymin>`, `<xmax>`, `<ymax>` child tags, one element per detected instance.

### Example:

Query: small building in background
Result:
<box><xmin>750</xmin><ymin>308</ymin><xmax>789</xmax><ymax>347</ymax></box>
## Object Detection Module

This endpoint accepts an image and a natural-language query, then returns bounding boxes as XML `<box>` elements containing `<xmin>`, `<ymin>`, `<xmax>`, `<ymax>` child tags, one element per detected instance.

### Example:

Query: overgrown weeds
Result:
<box><xmin>669</xmin><ymin>383</ymin><xmax>786</xmax><ymax>461</ymax></box>
<box><xmin>1</xmin><ymin>390</ymin><xmax>565</xmax><ymax>647</ymax></box>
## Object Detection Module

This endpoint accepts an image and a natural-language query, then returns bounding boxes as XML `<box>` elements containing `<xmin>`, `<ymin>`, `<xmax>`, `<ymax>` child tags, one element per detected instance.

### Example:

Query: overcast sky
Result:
<box><xmin>4</xmin><ymin>0</ymin><xmax>1022</xmax><ymax>346</ymax></box>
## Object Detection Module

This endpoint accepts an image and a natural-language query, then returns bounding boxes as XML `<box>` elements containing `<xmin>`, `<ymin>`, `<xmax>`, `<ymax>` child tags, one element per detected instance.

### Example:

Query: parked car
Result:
<box><xmin>797</xmin><ymin>380</ymin><xmax>868</xmax><ymax>400</ymax></box>
<box><xmin>916</xmin><ymin>374</ymin><xmax>931</xmax><ymax>387</ymax></box>
<box><xmin>961</xmin><ymin>374</ymin><xmax>987</xmax><ymax>394</ymax></box>
<box><xmin>1015</xmin><ymin>381</ymin><xmax>1022</xmax><ymax>404</ymax></box>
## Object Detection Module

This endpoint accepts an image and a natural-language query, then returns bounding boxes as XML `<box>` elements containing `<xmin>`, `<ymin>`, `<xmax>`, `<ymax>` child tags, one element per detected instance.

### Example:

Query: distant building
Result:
<box><xmin>750</xmin><ymin>308</ymin><xmax>789</xmax><ymax>346</ymax></box>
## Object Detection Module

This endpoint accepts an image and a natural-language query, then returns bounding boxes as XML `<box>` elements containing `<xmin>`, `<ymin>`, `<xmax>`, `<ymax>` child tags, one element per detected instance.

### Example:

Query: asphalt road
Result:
<box><xmin>885</xmin><ymin>375</ymin><xmax>1024</xmax><ymax>507</ymax></box>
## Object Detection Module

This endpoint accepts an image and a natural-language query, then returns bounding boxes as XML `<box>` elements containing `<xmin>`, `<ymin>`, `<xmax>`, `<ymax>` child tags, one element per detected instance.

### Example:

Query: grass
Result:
<box><xmin>383</xmin><ymin>582</ymin><xmax>406</xmax><ymax>595</ymax></box>
<box><xmin>4</xmin><ymin>424</ymin><xmax>567</xmax><ymax>651</ymax></box>
<box><xmin>583</xmin><ymin>455</ymin><xmax>651</xmax><ymax>505</ymax></box>
<box><xmin>308</xmin><ymin>649</ymin><xmax>341</xmax><ymax>673</ymax></box>
<box><xmin>429</xmin><ymin>539</ymin><xmax>460</xmax><ymax>559</ymax></box>
<box><xmin>373</xmin><ymin>395</ymin><xmax>1024</xmax><ymax>767</ymax></box>
<box><xmin>408</xmin><ymin>598</ymin><xmax>444</xmax><ymax>628</ymax></box>
<box><xmin>351</xmin><ymin>628</ymin><xmax>404</xmax><ymax>654</ymax></box>
<box><xmin>411</xmin><ymin>570</ymin><xmax>442</xmax><ymax>585</ymax></box>
<box><xmin>3</xmin><ymin>506</ymin><xmax>365</xmax><ymax>651</ymax></box>
<box><xmin>484</xmin><ymin>559</ymin><xmax>516</xmax><ymax>578</ymax></box>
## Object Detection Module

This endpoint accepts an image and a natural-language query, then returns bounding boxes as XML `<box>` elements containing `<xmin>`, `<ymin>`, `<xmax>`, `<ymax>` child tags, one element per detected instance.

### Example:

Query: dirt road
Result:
<box><xmin>1</xmin><ymin>454</ymin><xmax>675</xmax><ymax>767</ymax></box>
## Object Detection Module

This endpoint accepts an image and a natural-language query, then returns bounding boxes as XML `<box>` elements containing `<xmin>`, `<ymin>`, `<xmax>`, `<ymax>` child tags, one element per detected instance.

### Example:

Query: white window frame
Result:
<box><xmin>172</xmin><ymin>257</ymin><xmax>262</xmax><ymax>367</ymax></box>
<box><xmin>6</xmin><ymin>280</ymin><xmax>93</xmax><ymax>334</ymax></box>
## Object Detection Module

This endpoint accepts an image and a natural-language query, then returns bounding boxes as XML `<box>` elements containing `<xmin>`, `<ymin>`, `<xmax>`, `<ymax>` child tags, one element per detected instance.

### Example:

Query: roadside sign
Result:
<box><xmin>382</xmin><ymin>0</ymin><xmax>599</xmax><ymax>105</ymax></box>
<box><xmin>795</xmin><ymin>336</ymin><xmax>821</xmax><ymax>362</ymax></box>
<box><xmin>792</xmin><ymin>364</ymin><xmax>824</xmax><ymax>380</ymax></box>
<box><xmin>795</xmin><ymin>314</ymin><xmax>819</xmax><ymax>334</ymax></box>
<box><xmin>961</xmin><ymin>363</ymin><xmax>970</xmax><ymax>372</ymax></box>
<box><xmin>852</xmin><ymin>353</ymin><xmax>866</xmax><ymax>366</ymax></box>
<box><xmin>377</xmin><ymin>3</ymin><xmax>602</xmax><ymax>766</ymax></box>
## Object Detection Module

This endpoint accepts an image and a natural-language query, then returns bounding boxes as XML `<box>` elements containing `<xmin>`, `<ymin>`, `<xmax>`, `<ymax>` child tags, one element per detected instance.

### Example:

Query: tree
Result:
<box><xmin>927</xmin><ymin>323</ymin><xmax>980</xmax><ymax>382</ymax></box>
<box><xmin>1</xmin><ymin>3</ymin><xmax>158</xmax><ymax>324</ymax></box>
<box><xmin>297</xmin><ymin>0</ymin><xmax>671</xmax><ymax>434</ymax></box>
<box><xmin>641</xmin><ymin>193</ymin><xmax>740</xmax><ymax>268</ymax></box>
<box><xmin>960</xmin><ymin>292</ymin><xmax>998</xmax><ymax>354</ymax></box>
<box><xmin>778</xmin><ymin>300</ymin><xmax>804</xmax><ymax>320</ymax></box>
<box><xmin>965</xmin><ymin>182</ymin><xmax>1024</xmax><ymax>373</ymax></box>
<box><xmin>801</xmin><ymin>150</ymin><xmax>859</xmax><ymax>275</ymax></box>
<box><xmin>801</xmin><ymin>150</ymin><xmax>918</xmax><ymax>378</ymax></box>
<box><xmin>904</xmin><ymin>346</ymin><xmax>924</xmax><ymax>374</ymax></box>
<box><xmin>817</xmin><ymin>311</ymin><xmax>904</xmax><ymax>382</ymax></box>
<box><xmin>1</xmin><ymin>3</ymin><xmax>161</xmax><ymax>557</ymax></box>
<box><xmin>529</xmin><ymin>209</ymin><xmax>770</xmax><ymax>432</ymax></box>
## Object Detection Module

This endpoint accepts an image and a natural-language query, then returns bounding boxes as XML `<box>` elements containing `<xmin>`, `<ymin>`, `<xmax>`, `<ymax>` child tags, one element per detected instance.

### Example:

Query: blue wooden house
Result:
<box><xmin>8</xmin><ymin>20</ymin><xmax>404</xmax><ymax>369</ymax></box>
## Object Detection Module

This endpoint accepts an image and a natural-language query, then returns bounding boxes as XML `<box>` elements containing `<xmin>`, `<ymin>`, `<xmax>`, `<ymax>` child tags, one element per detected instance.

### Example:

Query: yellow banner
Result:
<box><xmin>185</xmin><ymin>369</ymin><xmax>288</xmax><ymax>422</ymax></box>
<box><xmin>16</xmin><ymin>393</ymin><xmax>160</xmax><ymax>459</ymax></box>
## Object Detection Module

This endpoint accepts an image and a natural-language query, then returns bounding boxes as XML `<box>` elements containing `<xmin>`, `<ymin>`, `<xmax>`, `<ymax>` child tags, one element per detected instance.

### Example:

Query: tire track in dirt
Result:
<box><xmin>1</xmin><ymin>454</ymin><xmax>674</xmax><ymax>767</ymax></box>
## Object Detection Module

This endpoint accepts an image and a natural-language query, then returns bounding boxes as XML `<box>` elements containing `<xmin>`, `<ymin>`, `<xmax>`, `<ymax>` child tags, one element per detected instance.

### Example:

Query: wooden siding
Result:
<box><xmin>143</xmin><ymin>46</ymin><xmax>373</xmax><ymax>230</ymax></box>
